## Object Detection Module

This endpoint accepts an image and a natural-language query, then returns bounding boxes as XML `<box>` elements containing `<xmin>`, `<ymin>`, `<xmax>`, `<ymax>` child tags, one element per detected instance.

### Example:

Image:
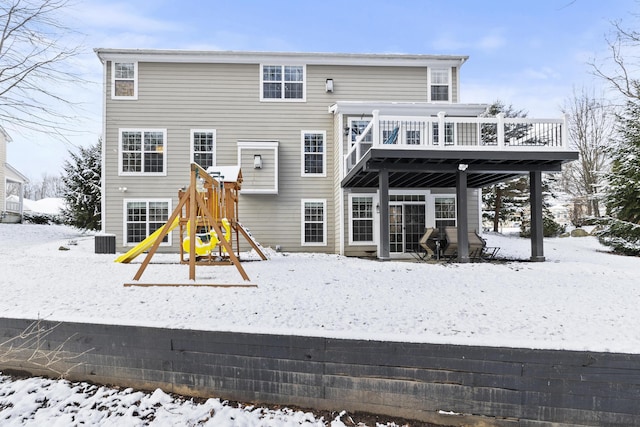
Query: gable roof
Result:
<box><xmin>94</xmin><ymin>49</ymin><xmax>468</xmax><ymax>68</ymax></box>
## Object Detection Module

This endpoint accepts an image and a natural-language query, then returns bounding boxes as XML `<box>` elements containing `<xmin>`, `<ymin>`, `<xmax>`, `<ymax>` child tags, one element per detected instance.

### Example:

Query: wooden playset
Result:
<box><xmin>117</xmin><ymin>163</ymin><xmax>266</xmax><ymax>286</ymax></box>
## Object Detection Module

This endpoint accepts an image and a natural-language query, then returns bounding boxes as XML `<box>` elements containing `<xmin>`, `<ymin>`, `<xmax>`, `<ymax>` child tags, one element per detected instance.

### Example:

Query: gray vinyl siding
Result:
<box><xmin>451</xmin><ymin>66</ymin><xmax>458</xmax><ymax>102</ymax></box>
<box><xmin>103</xmin><ymin>59</ymin><xmax>463</xmax><ymax>254</ymax></box>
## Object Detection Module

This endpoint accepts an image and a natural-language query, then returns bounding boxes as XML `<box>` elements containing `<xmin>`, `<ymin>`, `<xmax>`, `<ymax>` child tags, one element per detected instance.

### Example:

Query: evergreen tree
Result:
<box><xmin>597</xmin><ymin>95</ymin><xmax>640</xmax><ymax>255</ymax></box>
<box><xmin>481</xmin><ymin>100</ymin><xmax>530</xmax><ymax>231</ymax></box>
<box><xmin>60</xmin><ymin>141</ymin><xmax>101</xmax><ymax>230</ymax></box>
<box><xmin>604</xmin><ymin>96</ymin><xmax>640</xmax><ymax>223</ymax></box>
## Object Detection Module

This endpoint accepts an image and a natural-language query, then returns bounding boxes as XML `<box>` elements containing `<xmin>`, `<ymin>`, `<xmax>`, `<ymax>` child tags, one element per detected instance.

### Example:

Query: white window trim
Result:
<box><xmin>347</xmin><ymin>117</ymin><xmax>373</xmax><ymax>146</ymax></box>
<box><xmin>190</xmin><ymin>129</ymin><xmax>217</xmax><ymax>169</ymax></box>
<box><xmin>428</xmin><ymin>67</ymin><xmax>452</xmax><ymax>103</ymax></box>
<box><xmin>122</xmin><ymin>198</ymin><xmax>173</xmax><ymax>247</ymax></box>
<box><xmin>118</xmin><ymin>128</ymin><xmax>167</xmax><ymax>176</ymax></box>
<box><xmin>237</xmin><ymin>140</ymin><xmax>279</xmax><ymax>194</ymax></box>
<box><xmin>348</xmin><ymin>193</ymin><xmax>377</xmax><ymax>245</ymax></box>
<box><xmin>301</xmin><ymin>130</ymin><xmax>326</xmax><ymax>177</ymax></box>
<box><xmin>260</xmin><ymin>64</ymin><xmax>307</xmax><ymax>102</ymax></box>
<box><xmin>111</xmin><ymin>61</ymin><xmax>138</xmax><ymax>100</ymax></box>
<box><xmin>432</xmin><ymin>194</ymin><xmax>457</xmax><ymax>228</ymax></box>
<box><xmin>301</xmin><ymin>198</ymin><xmax>327</xmax><ymax>246</ymax></box>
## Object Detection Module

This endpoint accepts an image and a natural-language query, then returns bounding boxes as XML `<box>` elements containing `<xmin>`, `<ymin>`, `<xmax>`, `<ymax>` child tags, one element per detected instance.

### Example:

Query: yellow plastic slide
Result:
<box><xmin>114</xmin><ymin>217</ymin><xmax>180</xmax><ymax>264</ymax></box>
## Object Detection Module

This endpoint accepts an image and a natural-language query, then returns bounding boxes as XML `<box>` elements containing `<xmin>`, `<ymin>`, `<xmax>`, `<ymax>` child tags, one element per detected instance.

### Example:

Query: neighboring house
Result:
<box><xmin>95</xmin><ymin>49</ymin><xmax>577</xmax><ymax>261</ymax></box>
<box><xmin>0</xmin><ymin>126</ymin><xmax>28</xmax><ymax>224</ymax></box>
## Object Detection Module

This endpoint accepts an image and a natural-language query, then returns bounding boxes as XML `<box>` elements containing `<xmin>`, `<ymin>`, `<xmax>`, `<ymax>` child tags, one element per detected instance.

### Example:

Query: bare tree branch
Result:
<box><xmin>0</xmin><ymin>0</ymin><xmax>87</xmax><ymax>141</ymax></box>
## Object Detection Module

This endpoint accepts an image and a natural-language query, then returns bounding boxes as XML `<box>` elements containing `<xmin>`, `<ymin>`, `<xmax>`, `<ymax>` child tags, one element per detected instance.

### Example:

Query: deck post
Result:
<box><xmin>530</xmin><ymin>171</ymin><xmax>545</xmax><ymax>261</ymax></box>
<box><xmin>456</xmin><ymin>166</ymin><xmax>470</xmax><ymax>263</ymax></box>
<box><xmin>378</xmin><ymin>169</ymin><xmax>390</xmax><ymax>260</ymax></box>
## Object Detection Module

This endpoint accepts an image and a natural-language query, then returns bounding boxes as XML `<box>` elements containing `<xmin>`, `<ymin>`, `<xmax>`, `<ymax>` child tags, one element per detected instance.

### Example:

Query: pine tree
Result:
<box><xmin>60</xmin><ymin>141</ymin><xmax>101</xmax><ymax>230</ymax></box>
<box><xmin>597</xmin><ymin>95</ymin><xmax>640</xmax><ymax>255</ymax></box>
<box><xmin>604</xmin><ymin>97</ymin><xmax>640</xmax><ymax>223</ymax></box>
<box><xmin>481</xmin><ymin>100</ymin><xmax>530</xmax><ymax>231</ymax></box>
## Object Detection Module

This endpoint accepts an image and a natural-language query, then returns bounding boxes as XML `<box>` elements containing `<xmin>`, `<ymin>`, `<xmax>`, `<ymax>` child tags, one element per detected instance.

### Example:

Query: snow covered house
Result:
<box><xmin>95</xmin><ymin>49</ymin><xmax>577</xmax><ymax>261</ymax></box>
<box><xmin>0</xmin><ymin>126</ymin><xmax>28</xmax><ymax>224</ymax></box>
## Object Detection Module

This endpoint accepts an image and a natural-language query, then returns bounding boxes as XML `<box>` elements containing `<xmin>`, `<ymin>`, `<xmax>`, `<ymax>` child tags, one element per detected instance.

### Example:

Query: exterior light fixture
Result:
<box><xmin>325</xmin><ymin>78</ymin><xmax>334</xmax><ymax>93</ymax></box>
<box><xmin>253</xmin><ymin>154</ymin><xmax>262</xmax><ymax>169</ymax></box>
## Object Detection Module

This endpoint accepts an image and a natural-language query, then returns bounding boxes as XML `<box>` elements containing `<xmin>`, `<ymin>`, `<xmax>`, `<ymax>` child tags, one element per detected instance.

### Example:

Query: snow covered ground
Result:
<box><xmin>1</xmin><ymin>223</ymin><xmax>639</xmax><ymax>425</ymax></box>
<box><xmin>0</xmin><ymin>223</ymin><xmax>638</xmax><ymax>354</ymax></box>
<box><xmin>0</xmin><ymin>373</ymin><xmax>378</xmax><ymax>426</ymax></box>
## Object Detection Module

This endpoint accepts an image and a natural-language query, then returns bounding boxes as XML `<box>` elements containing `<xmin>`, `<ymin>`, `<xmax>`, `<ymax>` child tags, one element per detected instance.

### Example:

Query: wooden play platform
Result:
<box><xmin>116</xmin><ymin>163</ymin><xmax>267</xmax><ymax>285</ymax></box>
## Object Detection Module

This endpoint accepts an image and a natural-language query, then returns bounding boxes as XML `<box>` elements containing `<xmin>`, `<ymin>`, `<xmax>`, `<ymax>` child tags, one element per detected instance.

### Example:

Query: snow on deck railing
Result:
<box><xmin>344</xmin><ymin>111</ymin><xmax>569</xmax><ymax>174</ymax></box>
<box><xmin>5</xmin><ymin>200</ymin><xmax>21</xmax><ymax>213</ymax></box>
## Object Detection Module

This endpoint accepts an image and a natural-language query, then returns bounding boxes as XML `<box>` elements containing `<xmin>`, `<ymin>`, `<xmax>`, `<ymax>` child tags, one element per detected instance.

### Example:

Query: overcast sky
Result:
<box><xmin>5</xmin><ymin>0</ymin><xmax>637</xmax><ymax>179</ymax></box>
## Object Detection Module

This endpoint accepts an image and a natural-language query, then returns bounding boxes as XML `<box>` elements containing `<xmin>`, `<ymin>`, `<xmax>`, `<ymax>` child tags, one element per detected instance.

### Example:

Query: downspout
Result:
<box><xmin>100</xmin><ymin>57</ymin><xmax>107</xmax><ymax>234</ymax></box>
<box><xmin>338</xmin><ymin>112</ymin><xmax>345</xmax><ymax>256</ymax></box>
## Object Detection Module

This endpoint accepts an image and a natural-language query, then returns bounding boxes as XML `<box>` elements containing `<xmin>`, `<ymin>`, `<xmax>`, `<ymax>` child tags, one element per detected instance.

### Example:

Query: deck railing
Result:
<box><xmin>5</xmin><ymin>199</ymin><xmax>21</xmax><ymax>213</ymax></box>
<box><xmin>344</xmin><ymin>111</ymin><xmax>568</xmax><ymax>174</ymax></box>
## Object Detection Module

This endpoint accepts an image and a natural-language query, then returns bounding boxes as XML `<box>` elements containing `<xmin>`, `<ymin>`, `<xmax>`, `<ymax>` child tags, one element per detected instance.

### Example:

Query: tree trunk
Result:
<box><xmin>493</xmin><ymin>188</ymin><xmax>502</xmax><ymax>232</ymax></box>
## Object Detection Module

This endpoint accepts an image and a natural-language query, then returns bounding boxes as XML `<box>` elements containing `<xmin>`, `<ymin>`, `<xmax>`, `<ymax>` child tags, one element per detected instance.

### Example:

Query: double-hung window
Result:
<box><xmin>350</xmin><ymin>195</ymin><xmax>374</xmax><ymax>244</ymax></box>
<box><xmin>434</xmin><ymin>196</ymin><xmax>456</xmax><ymax>229</ymax></box>
<box><xmin>124</xmin><ymin>199</ymin><xmax>171</xmax><ymax>246</ymax></box>
<box><xmin>112</xmin><ymin>62</ymin><xmax>137</xmax><ymax>99</ymax></box>
<box><xmin>432</xmin><ymin>122</ymin><xmax>455</xmax><ymax>145</ymax></box>
<box><xmin>301</xmin><ymin>131</ymin><xmax>326</xmax><ymax>176</ymax></box>
<box><xmin>261</xmin><ymin>65</ymin><xmax>305</xmax><ymax>101</ymax></box>
<box><xmin>119</xmin><ymin>129</ymin><xmax>166</xmax><ymax>175</ymax></box>
<box><xmin>301</xmin><ymin>199</ymin><xmax>327</xmax><ymax>246</ymax></box>
<box><xmin>191</xmin><ymin>129</ymin><xmax>216</xmax><ymax>170</ymax></box>
<box><xmin>429</xmin><ymin>68</ymin><xmax>450</xmax><ymax>102</ymax></box>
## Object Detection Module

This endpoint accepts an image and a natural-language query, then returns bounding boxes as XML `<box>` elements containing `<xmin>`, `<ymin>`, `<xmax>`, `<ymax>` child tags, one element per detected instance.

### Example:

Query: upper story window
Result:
<box><xmin>301</xmin><ymin>131</ymin><xmax>326</xmax><ymax>176</ymax></box>
<box><xmin>119</xmin><ymin>129</ymin><xmax>166</xmax><ymax>176</ymax></box>
<box><xmin>429</xmin><ymin>68</ymin><xmax>450</xmax><ymax>102</ymax></box>
<box><xmin>261</xmin><ymin>65</ymin><xmax>305</xmax><ymax>101</ymax></box>
<box><xmin>112</xmin><ymin>62</ymin><xmax>138</xmax><ymax>99</ymax></box>
<box><xmin>348</xmin><ymin>118</ymin><xmax>372</xmax><ymax>145</ymax></box>
<box><xmin>191</xmin><ymin>129</ymin><xmax>216</xmax><ymax>170</ymax></box>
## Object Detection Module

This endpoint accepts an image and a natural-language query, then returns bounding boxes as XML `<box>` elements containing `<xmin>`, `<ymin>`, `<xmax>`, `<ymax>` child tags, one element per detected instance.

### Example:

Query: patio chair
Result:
<box><xmin>441</xmin><ymin>227</ymin><xmax>499</xmax><ymax>262</ymax></box>
<box><xmin>383</xmin><ymin>127</ymin><xmax>399</xmax><ymax>144</ymax></box>
<box><xmin>410</xmin><ymin>228</ymin><xmax>436</xmax><ymax>261</ymax></box>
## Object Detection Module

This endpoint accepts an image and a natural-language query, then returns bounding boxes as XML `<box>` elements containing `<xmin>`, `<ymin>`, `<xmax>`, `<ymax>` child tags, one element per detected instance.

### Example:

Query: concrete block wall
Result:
<box><xmin>0</xmin><ymin>317</ymin><xmax>638</xmax><ymax>426</ymax></box>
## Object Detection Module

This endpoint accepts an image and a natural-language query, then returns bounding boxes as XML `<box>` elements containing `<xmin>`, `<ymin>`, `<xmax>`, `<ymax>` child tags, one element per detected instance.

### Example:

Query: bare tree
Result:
<box><xmin>0</xmin><ymin>319</ymin><xmax>92</xmax><ymax>378</ymax></box>
<box><xmin>0</xmin><ymin>0</ymin><xmax>84</xmax><ymax>138</ymax></box>
<box><xmin>590</xmin><ymin>17</ymin><xmax>640</xmax><ymax>101</ymax></box>
<box><xmin>561</xmin><ymin>88</ymin><xmax>613</xmax><ymax>219</ymax></box>
<box><xmin>21</xmin><ymin>172</ymin><xmax>64</xmax><ymax>200</ymax></box>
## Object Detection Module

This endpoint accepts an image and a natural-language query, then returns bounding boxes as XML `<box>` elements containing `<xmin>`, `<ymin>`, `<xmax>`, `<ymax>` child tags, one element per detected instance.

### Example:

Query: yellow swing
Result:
<box><xmin>182</xmin><ymin>214</ymin><xmax>232</xmax><ymax>257</ymax></box>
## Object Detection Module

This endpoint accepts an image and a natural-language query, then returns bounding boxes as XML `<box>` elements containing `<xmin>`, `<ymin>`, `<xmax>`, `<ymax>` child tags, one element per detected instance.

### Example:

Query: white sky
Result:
<box><xmin>5</xmin><ymin>0</ymin><xmax>637</xmax><ymax>178</ymax></box>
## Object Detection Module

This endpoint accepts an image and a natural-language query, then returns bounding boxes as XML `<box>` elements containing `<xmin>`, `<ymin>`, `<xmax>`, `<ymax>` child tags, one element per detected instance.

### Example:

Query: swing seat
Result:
<box><xmin>182</xmin><ymin>218</ymin><xmax>231</xmax><ymax>256</ymax></box>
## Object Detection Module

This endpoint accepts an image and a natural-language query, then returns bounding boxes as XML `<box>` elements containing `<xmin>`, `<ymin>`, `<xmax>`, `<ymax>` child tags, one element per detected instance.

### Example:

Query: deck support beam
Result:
<box><xmin>530</xmin><ymin>171</ymin><xmax>545</xmax><ymax>262</ymax></box>
<box><xmin>456</xmin><ymin>167</ymin><xmax>470</xmax><ymax>263</ymax></box>
<box><xmin>378</xmin><ymin>169</ymin><xmax>390</xmax><ymax>260</ymax></box>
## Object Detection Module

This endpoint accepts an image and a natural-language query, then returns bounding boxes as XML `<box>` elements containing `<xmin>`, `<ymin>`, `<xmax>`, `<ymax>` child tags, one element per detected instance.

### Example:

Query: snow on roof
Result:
<box><xmin>206</xmin><ymin>165</ymin><xmax>241</xmax><ymax>183</ymax></box>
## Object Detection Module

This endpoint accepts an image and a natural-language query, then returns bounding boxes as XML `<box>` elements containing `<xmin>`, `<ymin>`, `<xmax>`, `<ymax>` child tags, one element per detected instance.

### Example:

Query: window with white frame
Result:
<box><xmin>432</xmin><ymin>122</ymin><xmax>454</xmax><ymax>145</ymax></box>
<box><xmin>348</xmin><ymin>118</ymin><xmax>372</xmax><ymax>145</ymax></box>
<box><xmin>301</xmin><ymin>199</ymin><xmax>326</xmax><ymax>245</ymax></box>
<box><xmin>191</xmin><ymin>129</ymin><xmax>216</xmax><ymax>169</ymax></box>
<box><xmin>350</xmin><ymin>195</ymin><xmax>374</xmax><ymax>244</ymax></box>
<box><xmin>434</xmin><ymin>196</ymin><xmax>456</xmax><ymax>229</ymax></box>
<box><xmin>430</xmin><ymin>68</ymin><xmax>450</xmax><ymax>102</ymax></box>
<box><xmin>119</xmin><ymin>129</ymin><xmax>166</xmax><ymax>175</ymax></box>
<box><xmin>261</xmin><ymin>65</ymin><xmax>305</xmax><ymax>101</ymax></box>
<box><xmin>124</xmin><ymin>199</ymin><xmax>171</xmax><ymax>246</ymax></box>
<box><xmin>301</xmin><ymin>131</ymin><xmax>325</xmax><ymax>176</ymax></box>
<box><xmin>112</xmin><ymin>62</ymin><xmax>137</xmax><ymax>99</ymax></box>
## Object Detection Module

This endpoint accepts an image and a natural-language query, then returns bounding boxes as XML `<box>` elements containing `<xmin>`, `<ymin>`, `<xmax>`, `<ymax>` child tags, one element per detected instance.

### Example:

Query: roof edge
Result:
<box><xmin>94</xmin><ymin>48</ymin><xmax>469</xmax><ymax>68</ymax></box>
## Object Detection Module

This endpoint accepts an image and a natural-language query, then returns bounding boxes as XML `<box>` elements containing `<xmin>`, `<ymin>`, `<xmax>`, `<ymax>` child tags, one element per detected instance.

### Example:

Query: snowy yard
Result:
<box><xmin>1</xmin><ymin>223</ymin><xmax>639</xmax><ymax>425</ymax></box>
<box><xmin>0</xmin><ymin>223</ymin><xmax>638</xmax><ymax>354</ymax></box>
